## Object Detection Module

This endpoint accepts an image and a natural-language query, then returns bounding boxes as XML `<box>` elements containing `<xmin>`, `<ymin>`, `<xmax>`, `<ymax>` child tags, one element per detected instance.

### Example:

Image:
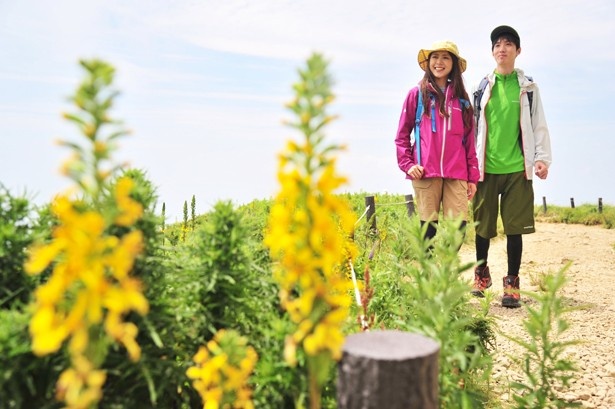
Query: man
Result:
<box><xmin>471</xmin><ymin>25</ymin><xmax>552</xmax><ymax>308</ymax></box>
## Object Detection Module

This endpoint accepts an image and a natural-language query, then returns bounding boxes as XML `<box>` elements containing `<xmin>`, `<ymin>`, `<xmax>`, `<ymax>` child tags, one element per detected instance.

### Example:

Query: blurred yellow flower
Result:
<box><xmin>187</xmin><ymin>329</ymin><xmax>257</xmax><ymax>409</ymax></box>
<box><xmin>26</xmin><ymin>59</ymin><xmax>147</xmax><ymax>409</ymax></box>
<box><xmin>114</xmin><ymin>177</ymin><xmax>143</xmax><ymax>226</ymax></box>
<box><xmin>263</xmin><ymin>53</ymin><xmax>359</xmax><ymax>405</ymax></box>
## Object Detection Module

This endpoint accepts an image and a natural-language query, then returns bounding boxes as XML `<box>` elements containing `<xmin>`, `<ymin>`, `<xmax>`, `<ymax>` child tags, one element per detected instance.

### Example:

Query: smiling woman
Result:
<box><xmin>395</xmin><ymin>39</ymin><xmax>478</xmax><ymax>251</ymax></box>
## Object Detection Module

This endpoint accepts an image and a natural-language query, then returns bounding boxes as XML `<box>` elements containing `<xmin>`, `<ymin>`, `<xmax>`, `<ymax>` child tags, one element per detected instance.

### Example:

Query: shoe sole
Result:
<box><xmin>471</xmin><ymin>281</ymin><xmax>492</xmax><ymax>297</ymax></box>
<box><xmin>502</xmin><ymin>298</ymin><xmax>521</xmax><ymax>308</ymax></box>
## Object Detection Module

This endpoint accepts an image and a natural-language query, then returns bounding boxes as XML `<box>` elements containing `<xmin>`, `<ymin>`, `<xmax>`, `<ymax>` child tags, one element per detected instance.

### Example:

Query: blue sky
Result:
<box><xmin>1</xmin><ymin>0</ymin><xmax>613</xmax><ymax>222</ymax></box>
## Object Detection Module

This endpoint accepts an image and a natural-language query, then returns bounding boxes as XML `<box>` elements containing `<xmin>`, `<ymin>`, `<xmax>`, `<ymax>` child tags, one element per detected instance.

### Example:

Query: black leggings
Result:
<box><xmin>475</xmin><ymin>234</ymin><xmax>522</xmax><ymax>276</ymax></box>
<box><xmin>421</xmin><ymin>220</ymin><xmax>467</xmax><ymax>252</ymax></box>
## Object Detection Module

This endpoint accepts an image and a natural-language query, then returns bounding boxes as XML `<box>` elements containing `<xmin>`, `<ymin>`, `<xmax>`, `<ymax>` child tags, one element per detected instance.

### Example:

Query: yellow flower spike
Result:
<box><xmin>265</xmin><ymin>54</ymin><xmax>361</xmax><ymax>403</ymax></box>
<box><xmin>188</xmin><ymin>330</ymin><xmax>257</xmax><ymax>408</ymax></box>
<box><xmin>25</xmin><ymin>60</ymin><xmax>150</xmax><ymax>409</ymax></box>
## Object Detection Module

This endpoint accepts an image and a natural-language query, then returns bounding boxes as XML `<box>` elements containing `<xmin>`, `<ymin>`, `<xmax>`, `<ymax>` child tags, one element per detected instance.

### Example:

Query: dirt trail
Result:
<box><xmin>458</xmin><ymin>222</ymin><xmax>615</xmax><ymax>408</ymax></box>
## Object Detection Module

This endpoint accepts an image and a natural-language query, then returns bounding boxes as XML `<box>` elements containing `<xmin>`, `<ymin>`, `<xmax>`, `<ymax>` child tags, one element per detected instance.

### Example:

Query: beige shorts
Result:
<box><xmin>412</xmin><ymin>178</ymin><xmax>469</xmax><ymax>221</ymax></box>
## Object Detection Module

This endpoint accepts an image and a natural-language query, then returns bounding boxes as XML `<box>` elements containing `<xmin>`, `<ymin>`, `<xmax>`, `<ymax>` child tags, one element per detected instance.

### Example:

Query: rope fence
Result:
<box><xmin>356</xmin><ymin>195</ymin><xmax>606</xmax><ymax>231</ymax></box>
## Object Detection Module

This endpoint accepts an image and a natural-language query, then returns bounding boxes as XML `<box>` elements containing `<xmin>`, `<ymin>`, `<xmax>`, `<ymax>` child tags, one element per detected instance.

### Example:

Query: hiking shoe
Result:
<box><xmin>471</xmin><ymin>265</ymin><xmax>492</xmax><ymax>297</ymax></box>
<box><xmin>502</xmin><ymin>275</ymin><xmax>521</xmax><ymax>308</ymax></box>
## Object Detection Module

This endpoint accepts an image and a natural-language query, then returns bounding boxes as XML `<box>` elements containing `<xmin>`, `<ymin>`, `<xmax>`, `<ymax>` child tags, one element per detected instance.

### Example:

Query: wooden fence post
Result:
<box><xmin>365</xmin><ymin>195</ymin><xmax>376</xmax><ymax>233</ymax></box>
<box><xmin>570</xmin><ymin>198</ymin><xmax>575</xmax><ymax>208</ymax></box>
<box><xmin>599</xmin><ymin>197</ymin><xmax>603</xmax><ymax>213</ymax></box>
<box><xmin>337</xmin><ymin>330</ymin><xmax>439</xmax><ymax>409</ymax></box>
<box><xmin>405</xmin><ymin>194</ymin><xmax>415</xmax><ymax>217</ymax></box>
<box><xmin>542</xmin><ymin>196</ymin><xmax>547</xmax><ymax>213</ymax></box>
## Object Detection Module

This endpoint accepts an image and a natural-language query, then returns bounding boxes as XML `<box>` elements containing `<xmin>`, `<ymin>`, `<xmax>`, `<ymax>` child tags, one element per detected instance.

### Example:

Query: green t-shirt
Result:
<box><xmin>484</xmin><ymin>72</ymin><xmax>525</xmax><ymax>174</ymax></box>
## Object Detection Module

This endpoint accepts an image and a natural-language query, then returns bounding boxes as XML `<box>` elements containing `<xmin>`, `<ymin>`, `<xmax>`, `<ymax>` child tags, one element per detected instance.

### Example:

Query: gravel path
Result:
<box><xmin>459</xmin><ymin>222</ymin><xmax>615</xmax><ymax>408</ymax></box>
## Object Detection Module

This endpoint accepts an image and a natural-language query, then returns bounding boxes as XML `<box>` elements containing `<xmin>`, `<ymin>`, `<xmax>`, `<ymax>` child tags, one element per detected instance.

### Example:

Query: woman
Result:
<box><xmin>395</xmin><ymin>40</ymin><xmax>479</xmax><ymax>245</ymax></box>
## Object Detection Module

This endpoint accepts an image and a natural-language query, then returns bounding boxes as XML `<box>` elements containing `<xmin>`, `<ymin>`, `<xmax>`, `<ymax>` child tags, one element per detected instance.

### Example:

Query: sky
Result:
<box><xmin>1</xmin><ymin>0</ymin><xmax>613</xmax><ymax>222</ymax></box>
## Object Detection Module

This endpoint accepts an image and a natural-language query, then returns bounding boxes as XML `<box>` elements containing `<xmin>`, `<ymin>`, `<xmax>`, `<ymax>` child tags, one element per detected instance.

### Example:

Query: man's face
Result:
<box><xmin>492</xmin><ymin>37</ymin><xmax>520</xmax><ymax>66</ymax></box>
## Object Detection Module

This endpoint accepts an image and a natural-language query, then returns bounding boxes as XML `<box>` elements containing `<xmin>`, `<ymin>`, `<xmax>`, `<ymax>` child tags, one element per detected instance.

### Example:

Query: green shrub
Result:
<box><xmin>504</xmin><ymin>268</ymin><xmax>581</xmax><ymax>408</ymax></box>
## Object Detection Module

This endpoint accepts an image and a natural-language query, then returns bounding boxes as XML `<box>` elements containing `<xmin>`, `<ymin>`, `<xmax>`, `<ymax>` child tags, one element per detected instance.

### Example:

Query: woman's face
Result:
<box><xmin>429</xmin><ymin>51</ymin><xmax>453</xmax><ymax>83</ymax></box>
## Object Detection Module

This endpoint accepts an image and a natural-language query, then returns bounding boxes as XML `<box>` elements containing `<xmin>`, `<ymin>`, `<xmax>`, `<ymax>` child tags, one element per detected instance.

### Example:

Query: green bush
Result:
<box><xmin>505</xmin><ymin>269</ymin><xmax>581</xmax><ymax>408</ymax></box>
<box><xmin>0</xmin><ymin>187</ymin><xmax>38</xmax><ymax>308</ymax></box>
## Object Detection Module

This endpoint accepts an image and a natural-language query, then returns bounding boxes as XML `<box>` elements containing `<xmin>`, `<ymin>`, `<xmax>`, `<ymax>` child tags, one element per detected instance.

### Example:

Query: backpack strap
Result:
<box><xmin>526</xmin><ymin>76</ymin><xmax>534</xmax><ymax>113</ymax></box>
<box><xmin>414</xmin><ymin>88</ymin><xmax>424</xmax><ymax>165</ymax></box>
<box><xmin>473</xmin><ymin>77</ymin><xmax>489</xmax><ymax>127</ymax></box>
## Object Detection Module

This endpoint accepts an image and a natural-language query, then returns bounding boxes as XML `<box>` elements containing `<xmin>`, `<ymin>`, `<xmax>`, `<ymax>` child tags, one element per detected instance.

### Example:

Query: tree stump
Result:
<box><xmin>337</xmin><ymin>330</ymin><xmax>439</xmax><ymax>409</ymax></box>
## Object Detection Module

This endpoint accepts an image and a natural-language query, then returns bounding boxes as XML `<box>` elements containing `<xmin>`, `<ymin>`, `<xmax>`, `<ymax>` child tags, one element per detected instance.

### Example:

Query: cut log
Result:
<box><xmin>337</xmin><ymin>330</ymin><xmax>439</xmax><ymax>409</ymax></box>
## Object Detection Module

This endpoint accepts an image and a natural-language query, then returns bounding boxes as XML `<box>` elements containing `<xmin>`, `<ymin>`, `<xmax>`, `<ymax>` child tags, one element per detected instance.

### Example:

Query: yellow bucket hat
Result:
<box><xmin>417</xmin><ymin>40</ymin><xmax>467</xmax><ymax>73</ymax></box>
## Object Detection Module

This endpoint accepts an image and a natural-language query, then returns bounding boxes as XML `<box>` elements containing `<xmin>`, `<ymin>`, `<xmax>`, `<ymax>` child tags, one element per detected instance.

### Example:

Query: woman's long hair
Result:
<box><xmin>419</xmin><ymin>52</ymin><xmax>474</xmax><ymax>129</ymax></box>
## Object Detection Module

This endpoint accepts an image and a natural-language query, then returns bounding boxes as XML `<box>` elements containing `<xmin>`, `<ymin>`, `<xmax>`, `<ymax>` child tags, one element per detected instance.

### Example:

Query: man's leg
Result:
<box><xmin>502</xmin><ymin>234</ymin><xmax>523</xmax><ymax>307</ymax></box>
<box><xmin>472</xmin><ymin>234</ymin><xmax>492</xmax><ymax>297</ymax></box>
<box><xmin>500</xmin><ymin>172</ymin><xmax>533</xmax><ymax>308</ymax></box>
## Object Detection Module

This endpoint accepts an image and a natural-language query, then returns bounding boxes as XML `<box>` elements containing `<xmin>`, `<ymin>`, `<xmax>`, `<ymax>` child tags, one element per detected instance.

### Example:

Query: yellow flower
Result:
<box><xmin>30</xmin><ymin>307</ymin><xmax>68</xmax><ymax>356</ymax></box>
<box><xmin>187</xmin><ymin>330</ymin><xmax>257</xmax><ymax>409</ymax></box>
<box><xmin>24</xmin><ymin>241</ymin><xmax>64</xmax><ymax>275</ymax></box>
<box><xmin>114</xmin><ymin>177</ymin><xmax>143</xmax><ymax>226</ymax></box>
<box><xmin>264</xmin><ymin>56</ymin><xmax>359</xmax><ymax>389</ymax></box>
<box><xmin>55</xmin><ymin>354</ymin><xmax>106</xmax><ymax>409</ymax></box>
<box><xmin>28</xmin><ymin>59</ymin><xmax>148</xmax><ymax>408</ymax></box>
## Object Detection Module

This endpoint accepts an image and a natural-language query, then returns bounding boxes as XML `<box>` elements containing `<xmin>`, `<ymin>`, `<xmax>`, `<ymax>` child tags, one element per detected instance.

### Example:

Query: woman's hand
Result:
<box><xmin>467</xmin><ymin>182</ymin><xmax>477</xmax><ymax>200</ymax></box>
<box><xmin>407</xmin><ymin>165</ymin><xmax>424</xmax><ymax>179</ymax></box>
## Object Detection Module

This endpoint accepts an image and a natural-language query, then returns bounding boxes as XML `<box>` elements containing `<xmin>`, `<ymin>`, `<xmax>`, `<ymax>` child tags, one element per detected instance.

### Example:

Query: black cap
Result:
<box><xmin>490</xmin><ymin>25</ymin><xmax>520</xmax><ymax>48</ymax></box>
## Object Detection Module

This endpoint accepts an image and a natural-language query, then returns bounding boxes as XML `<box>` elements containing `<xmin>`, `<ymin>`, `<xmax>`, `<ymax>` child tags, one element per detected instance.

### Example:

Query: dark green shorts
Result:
<box><xmin>472</xmin><ymin>172</ymin><xmax>535</xmax><ymax>239</ymax></box>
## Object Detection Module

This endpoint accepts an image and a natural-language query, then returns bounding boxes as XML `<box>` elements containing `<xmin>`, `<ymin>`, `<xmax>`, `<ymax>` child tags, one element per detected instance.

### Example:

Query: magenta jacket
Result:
<box><xmin>395</xmin><ymin>83</ymin><xmax>480</xmax><ymax>184</ymax></box>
